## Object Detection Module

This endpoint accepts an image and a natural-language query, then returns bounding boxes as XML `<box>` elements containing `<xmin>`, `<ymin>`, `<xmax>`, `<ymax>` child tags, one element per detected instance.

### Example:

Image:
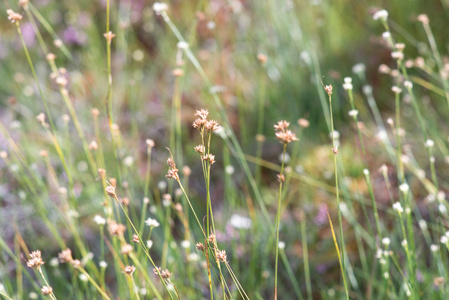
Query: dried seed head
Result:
<box><xmin>257</xmin><ymin>53</ymin><xmax>267</xmax><ymax>64</ymax></box>
<box><xmin>27</xmin><ymin>250</ymin><xmax>45</xmax><ymax>269</ymax></box>
<box><xmin>417</xmin><ymin>14</ymin><xmax>429</xmax><ymax>25</ymax></box>
<box><xmin>194</xmin><ymin>145</ymin><xmax>205</xmax><ymax>155</ymax></box>
<box><xmin>124</xmin><ymin>265</ymin><xmax>136</xmax><ymax>275</ymax></box>
<box><xmin>166</xmin><ymin>150</ymin><xmax>180</xmax><ymax>181</ymax></box>
<box><xmin>36</xmin><ymin>113</ymin><xmax>47</xmax><ymax>126</ymax></box>
<box><xmin>121</xmin><ymin>244</ymin><xmax>133</xmax><ymax>255</ymax></box>
<box><xmin>41</xmin><ymin>286</ymin><xmax>53</xmax><ymax>296</ymax></box>
<box><xmin>166</xmin><ymin>168</ymin><xmax>179</xmax><ymax>181</ymax></box>
<box><xmin>216</xmin><ymin>249</ymin><xmax>227</xmax><ymax>263</ymax></box>
<box><xmin>153</xmin><ymin>267</ymin><xmax>172</xmax><ymax>279</ymax></box>
<box><xmin>175</xmin><ymin>203</ymin><xmax>183</xmax><ymax>211</ymax></box>
<box><xmin>255</xmin><ymin>134</ymin><xmax>266</xmax><ymax>142</ymax></box>
<box><xmin>277</xmin><ymin>174</ymin><xmax>285</xmax><ymax>182</ymax></box>
<box><xmin>89</xmin><ymin>141</ymin><xmax>98</xmax><ymax>150</ymax></box>
<box><xmin>91</xmin><ymin>108</ymin><xmax>100</xmax><ymax>117</ymax></box>
<box><xmin>172</xmin><ymin>68</ymin><xmax>184</xmax><ymax>77</ymax></box>
<box><xmin>105</xmin><ymin>185</ymin><xmax>116</xmax><ymax>197</ymax></box>
<box><xmin>132</xmin><ymin>234</ymin><xmax>140</xmax><ymax>243</ymax></box>
<box><xmin>196</xmin><ymin>242</ymin><xmax>205</xmax><ymax>251</ymax></box>
<box><xmin>297</xmin><ymin>118</ymin><xmax>310</xmax><ymax>128</ymax></box>
<box><xmin>192</xmin><ymin>118</ymin><xmax>206</xmax><ymax>129</ymax></box>
<box><xmin>46</xmin><ymin>53</ymin><xmax>56</xmax><ymax>61</ymax></box>
<box><xmin>98</xmin><ymin>168</ymin><xmax>106</xmax><ymax>179</ymax></box>
<box><xmin>274</xmin><ymin>120</ymin><xmax>290</xmax><ymax>132</ymax></box>
<box><xmin>121</xmin><ymin>197</ymin><xmax>129</xmax><ymax>206</ymax></box>
<box><xmin>58</xmin><ymin>249</ymin><xmax>73</xmax><ymax>263</ymax></box>
<box><xmin>208</xmin><ymin>233</ymin><xmax>216</xmax><ymax>244</ymax></box>
<box><xmin>19</xmin><ymin>0</ymin><xmax>29</xmax><ymax>7</ymax></box>
<box><xmin>167</xmin><ymin>157</ymin><xmax>176</xmax><ymax>169</ymax></box>
<box><xmin>104</xmin><ymin>31</ymin><xmax>116</xmax><ymax>43</ymax></box>
<box><xmin>108</xmin><ymin>220</ymin><xmax>127</xmax><ymax>236</ymax></box>
<box><xmin>275</xmin><ymin>130</ymin><xmax>298</xmax><ymax>144</ymax></box>
<box><xmin>182</xmin><ymin>166</ymin><xmax>191</xmax><ymax>176</ymax></box>
<box><xmin>202</xmin><ymin>154</ymin><xmax>215</xmax><ymax>165</ymax></box>
<box><xmin>39</xmin><ymin>150</ymin><xmax>48</xmax><ymax>157</ymax></box>
<box><xmin>7</xmin><ymin>9</ymin><xmax>22</xmax><ymax>23</ymax></box>
<box><xmin>71</xmin><ymin>259</ymin><xmax>81</xmax><ymax>268</ymax></box>
<box><xmin>194</xmin><ymin>109</ymin><xmax>209</xmax><ymax>120</ymax></box>
<box><xmin>205</xmin><ymin>120</ymin><xmax>220</xmax><ymax>132</ymax></box>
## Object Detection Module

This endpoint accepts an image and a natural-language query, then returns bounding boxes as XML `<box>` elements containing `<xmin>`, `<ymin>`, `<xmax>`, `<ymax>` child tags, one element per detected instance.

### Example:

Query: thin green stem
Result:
<box><xmin>274</xmin><ymin>143</ymin><xmax>287</xmax><ymax>300</ymax></box>
<box><xmin>328</xmin><ymin>91</ymin><xmax>349</xmax><ymax>300</ymax></box>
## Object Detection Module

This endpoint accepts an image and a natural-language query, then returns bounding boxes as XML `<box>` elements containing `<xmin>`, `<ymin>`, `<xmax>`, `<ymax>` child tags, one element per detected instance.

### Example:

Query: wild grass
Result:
<box><xmin>2</xmin><ymin>1</ymin><xmax>449</xmax><ymax>299</ymax></box>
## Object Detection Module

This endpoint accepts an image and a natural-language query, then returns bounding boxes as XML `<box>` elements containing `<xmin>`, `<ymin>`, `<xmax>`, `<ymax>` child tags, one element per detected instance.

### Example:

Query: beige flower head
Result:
<box><xmin>124</xmin><ymin>265</ymin><xmax>136</xmax><ymax>275</ymax></box>
<box><xmin>216</xmin><ymin>249</ymin><xmax>227</xmax><ymax>263</ymax></box>
<box><xmin>58</xmin><ymin>249</ymin><xmax>73</xmax><ymax>263</ymax></box>
<box><xmin>7</xmin><ymin>9</ymin><xmax>22</xmax><ymax>23</ymax></box>
<box><xmin>27</xmin><ymin>250</ymin><xmax>45</xmax><ymax>269</ymax></box>
<box><xmin>324</xmin><ymin>84</ymin><xmax>333</xmax><ymax>95</ymax></box>
<box><xmin>41</xmin><ymin>285</ymin><xmax>53</xmax><ymax>296</ymax></box>
<box><xmin>153</xmin><ymin>267</ymin><xmax>173</xmax><ymax>279</ymax></box>
<box><xmin>108</xmin><ymin>220</ymin><xmax>126</xmax><ymax>237</ymax></box>
<box><xmin>194</xmin><ymin>109</ymin><xmax>209</xmax><ymax>120</ymax></box>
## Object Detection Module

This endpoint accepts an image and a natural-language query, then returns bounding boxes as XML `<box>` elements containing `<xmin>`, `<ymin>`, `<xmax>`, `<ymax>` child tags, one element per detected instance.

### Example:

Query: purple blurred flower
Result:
<box><xmin>62</xmin><ymin>26</ymin><xmax>87</xmax><ymax>46</ymax></box>
<box><xmin>21</xmin><ymin>22</ymin><xmax>36</xmax><ymax>47</ymax></box>
<box><xmin>314</xmin><ymin>203</ymin><xmax>327</xmax><ymax>226</ymax></box>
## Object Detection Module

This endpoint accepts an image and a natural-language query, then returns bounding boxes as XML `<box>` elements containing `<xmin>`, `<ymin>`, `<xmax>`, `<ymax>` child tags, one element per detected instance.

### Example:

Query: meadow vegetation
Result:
<box><xmin>1</xmin><ymin>0</ymin><xmax>449</xmax><ymax>299</ymax></box>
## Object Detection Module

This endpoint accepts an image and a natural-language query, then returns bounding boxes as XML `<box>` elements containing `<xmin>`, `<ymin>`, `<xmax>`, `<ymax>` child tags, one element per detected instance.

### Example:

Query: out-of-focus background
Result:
<box><xmin>2</xmin><ymin>0</ymin><xmax>449</xmax><ymax>299</ymax></box>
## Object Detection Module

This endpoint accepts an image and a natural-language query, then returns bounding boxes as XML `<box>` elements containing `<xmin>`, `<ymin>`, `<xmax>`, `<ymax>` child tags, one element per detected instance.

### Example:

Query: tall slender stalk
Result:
<box><xmin>274</xmin><ymin>144</ymin><xmax>287</xmax><ymax>300</ymax></box>
<box><xmin>273</xmin><ymin>120</ymin><xmax>298</xmax><ymax>299</ymax></box>
<box><xmin>324</xmin><ymin>84</ymin><xmax>349</xmax><ymax>300</ymax></box>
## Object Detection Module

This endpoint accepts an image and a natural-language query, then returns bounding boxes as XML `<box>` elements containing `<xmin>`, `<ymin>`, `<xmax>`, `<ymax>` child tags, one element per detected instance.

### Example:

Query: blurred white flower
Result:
<box><xmin>229</xmin><ymin>214</ymin><xmax>252</xmax><ymax>229</ymax></box>
<box><xmin>399</xmin><ymin>183</ymin><xmax>409</xmax><ymax>193</ymax></box>
<box><xmin>79</xmin><ymin>274</ymin><xmax>88</xmax><ymax>282</ymax></box>
<box><xmin>225</xmin><ymin>165</ymin><xmax>235</xmax><ymax>175</ymax></box>
<box><xmin>278</xmin><ymin>241</ymin><xmax>286</xmax><ymax>249</ymax></box>
<box><xmin>352</xmin><ymin>63</ymin><xmax>366</xmax><ymax>74</ymax></box>
<box><xmin>393</xmin><ymin>202</ymin><xmax>404</xmax><ymax>213</ymax></box>
<box><xmin>49</xmin><ymin>257</ymin><xmax>59</xmax><ymax>267</ymax></box>
<box><xmin>123</xmin><ymin>156</ymin><xmax>134</xmax><ymax>167</ymax></box>
<box><xmin>177</xmin><ymin>41</ymin><xmax>189</xmax><ymax>49</ymax></box>
<box><xmin>188</xmin><ymin>253</ymin><xmax>200</xmax><ymax>262</ymax></box>
<box><xmin>348</xmin><ymin>110</ymin><xmax>358</xmax><ymax>117</ymax></box>
<box><xmin>145</xmin><ymin>218</ymin><xmax>160</xmax><ymax>228</ymax></box>
<box><xmin>153</xmin><ymin>2</ymin><xmax>168</xmax><ymax>14</ymax></box>
<box><xmin>431</xmin><ymin>244</ymin><xmax>440</xmax><ymax>252</ymax></box>
<box><xmin>93</xmin><ymin>215</ymin><xmax>106</xmax><ymax>225</ymax></box>
<box><xmin>404</xmin><ymin>80</ymin><xmax>413</xmax><ymax>89</ymax></box>
<box><xmin>373</xmin><ymin>10</ymin><xmax>388</xmax><ymax>21</ymax></box>
<box><xmin>181</xmin><ymin>240</ymin><xmax>190</xmax><ymax>249</ymax></box>
<box><xmin>425</xmin><ymin>139</ymin><xmax>434</xmax><ymax>148</ymax></box>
